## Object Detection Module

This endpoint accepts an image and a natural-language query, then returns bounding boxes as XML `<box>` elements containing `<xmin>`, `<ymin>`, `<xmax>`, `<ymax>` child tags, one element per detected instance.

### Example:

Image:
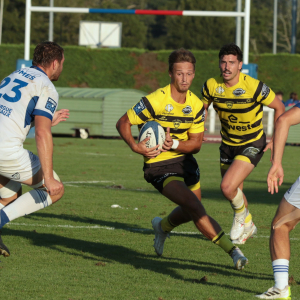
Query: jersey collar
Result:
<box><xmin>30</xmin><ymin>65</ymin><xmax>47</xmax><ymax>76</ymax></box>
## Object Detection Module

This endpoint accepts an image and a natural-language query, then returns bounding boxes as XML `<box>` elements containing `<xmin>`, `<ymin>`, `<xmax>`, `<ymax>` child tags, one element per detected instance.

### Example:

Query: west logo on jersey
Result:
<box><xmin>45</xmin><ymin>97</ymin><xmax>57</xmax><ymax>113</ymax></box>
<box><xmin>228</xmin><ymin>114</ymin><xmax>238</xmax><ymax>123</ymax></box>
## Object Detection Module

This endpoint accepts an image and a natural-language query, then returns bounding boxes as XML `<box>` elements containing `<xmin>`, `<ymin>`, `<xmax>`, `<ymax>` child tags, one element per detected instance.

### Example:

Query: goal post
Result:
<box><xmin>24</xmin><ymin>0</ymin><xmax>251</xmax><ymax>64</ymax></box>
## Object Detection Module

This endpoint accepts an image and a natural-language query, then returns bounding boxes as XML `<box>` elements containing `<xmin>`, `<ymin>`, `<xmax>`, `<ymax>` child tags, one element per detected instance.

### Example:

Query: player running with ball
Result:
<box><xmin>117</xmin><ymin>48</ymin><xmax>248</xmax><ymax>270</ymax></box>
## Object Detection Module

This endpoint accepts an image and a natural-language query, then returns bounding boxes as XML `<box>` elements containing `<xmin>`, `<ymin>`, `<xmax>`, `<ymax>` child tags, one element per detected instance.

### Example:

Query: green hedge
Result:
<box><xmin>1</xmin><ymin>44</ymin><xmax>299</xmax><ymax>100</ymax></box>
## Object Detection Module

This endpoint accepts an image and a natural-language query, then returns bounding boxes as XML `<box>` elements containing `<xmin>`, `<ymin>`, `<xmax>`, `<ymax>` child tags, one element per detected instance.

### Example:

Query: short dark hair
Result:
<box><xmin>219</xmin><ymin>43</ymin><xmax>243</xmax><ymax>62</ymax></box>
<box><xmin>168</xmin><ymin>48</ymin><xmax>196</xmax><ymax>72</ymax></box>
<box><xmin>32</xmin><ymin>41</ymin><xmax>64</xmax><ymax>68</ymax></box>
<box><xmin>289</xmin><ymin>92</ymin><xmax>298</xmax><ymax>100</ymax></box>
<box><xmin>276</xmin><ymin>91</ymin><xmax>283</xmax><ymax>96</ymax></box>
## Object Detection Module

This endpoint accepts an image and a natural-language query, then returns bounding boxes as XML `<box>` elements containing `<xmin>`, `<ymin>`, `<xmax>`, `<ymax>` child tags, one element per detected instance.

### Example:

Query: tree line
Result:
<box><xmin>3</xmin><ymin>0</ymin><xmax>299</xmax><ymax>54</ymax></box>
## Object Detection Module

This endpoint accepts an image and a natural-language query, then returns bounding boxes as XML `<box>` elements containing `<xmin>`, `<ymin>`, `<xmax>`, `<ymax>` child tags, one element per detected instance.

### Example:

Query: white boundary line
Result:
<box><xmin>8</xmin><ymin>222</ymin><xmax>300</xmax><ymax>240</ymax></box>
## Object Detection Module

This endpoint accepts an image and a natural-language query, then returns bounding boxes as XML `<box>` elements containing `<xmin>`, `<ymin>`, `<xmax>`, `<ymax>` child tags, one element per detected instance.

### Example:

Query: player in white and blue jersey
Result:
<box><xmin>0</xmin><ymin>41</ymin><xmax>68</xmax><ymax>257</ymax></box>
<box><xmin>256</xmin><ymin>103</ymin><xmax>300</xmax><ymax>299</ymax></box>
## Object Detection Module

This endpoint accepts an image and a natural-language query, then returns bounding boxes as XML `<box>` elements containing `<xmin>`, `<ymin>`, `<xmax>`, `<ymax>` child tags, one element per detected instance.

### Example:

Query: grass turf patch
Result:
<box><xmin>1</xmin><ymin>138</ymin><xmax>300</xmax><ymax>300</ymax></box>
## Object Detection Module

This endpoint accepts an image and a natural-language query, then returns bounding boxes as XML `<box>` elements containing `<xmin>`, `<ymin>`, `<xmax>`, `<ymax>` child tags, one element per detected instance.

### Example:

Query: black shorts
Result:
<box><xmin>219</xmin><ymin>133</ymin><xmax>266</xmax><ymax>170</ymax></box>
<box><xmin>143</xmin><ymin>155</ymin><xmax>200</xmax><ymax>193</ymax></box>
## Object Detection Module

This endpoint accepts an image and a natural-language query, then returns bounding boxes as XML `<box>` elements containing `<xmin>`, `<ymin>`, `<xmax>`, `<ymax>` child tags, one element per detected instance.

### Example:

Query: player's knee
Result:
<box><xmin>220</xmin><ymin>181</ymin><xmax>233</xmax><ymax>197</ymax></box>
<box><xmin>0</xmin><ymin>180</ymin><xmax>21</xmax><ymax>203</ymax></box>
<box><xmin>272</xmin><ymin>217</ymin><xmax>298</xmax><ymax>233</ymax></box>
<box><xmin>184</xmin><ymin>196</ymin><xmax>206</xmax><ymax>216</ymax></box>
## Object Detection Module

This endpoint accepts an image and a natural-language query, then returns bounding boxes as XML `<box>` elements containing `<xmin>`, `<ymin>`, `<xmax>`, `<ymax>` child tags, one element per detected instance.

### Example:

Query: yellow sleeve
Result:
<box><xmin>127</xmin><ymin>97</ymin><xmax>154</xmax><ymax>125</ymax></box>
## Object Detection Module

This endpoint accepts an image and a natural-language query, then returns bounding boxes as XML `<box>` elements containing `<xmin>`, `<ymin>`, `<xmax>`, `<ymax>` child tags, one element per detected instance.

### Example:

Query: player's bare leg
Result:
<box><xmin>152</xmin><ymin>180</ymin><xmax>248</xmax><ymax>269</ymax></box>
<box><xmin>221</xmin><ymin>160</ymin><xmax>257</xmax><ymax>242</ymax></box>
<box><xmin>160</xmin><ymin>188</ymin><xmax>200</xmax><ymax>229</ymax></box>
<box><xmin>0</xmin><ymin>168</ymin><xmax>64</xmax><ymax>257</ymax></box>
<box><xmin>0</xmin><ymin>176</ymin><xmax>22</xmax><ymax>208</ymax></box>
<box><xmin>270</xmin><ymin>198</ymin><xmax>299</xmax><ymax>261</ymax></box>
<box><xmin>256</xmin><ymin>199</ymin><xmax>297</xmax><ymax>299</ymax></box>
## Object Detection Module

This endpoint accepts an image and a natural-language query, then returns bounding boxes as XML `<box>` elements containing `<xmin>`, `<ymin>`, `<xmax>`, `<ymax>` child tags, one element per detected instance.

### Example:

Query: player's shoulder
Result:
<box><xmin>146</xmin><ymin>85</ymin><xmax>169</xmax><ymax>102</ymax></box>
<box><xmin>205</xmin><ymin>75</ymin><xmax>223</xmax><ymax>87</ymax></box>
<box><xmin>239</xmin><ymin>73</ymin><xmax>260</xmax><ymax>89</ymax></box>
<box><xmin>187</xmin><ymin>90</ymin><xmax>203</xmax><ymax>110</ymax></box>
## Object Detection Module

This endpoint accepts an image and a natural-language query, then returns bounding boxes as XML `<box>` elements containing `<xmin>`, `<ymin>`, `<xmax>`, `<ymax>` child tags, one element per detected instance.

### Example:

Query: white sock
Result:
<box><xmin>0</xmin><ymin>202</ymin><xmax>5</xmax><ymax>209</ymax></box>
<box><xmin>272</xmin><ymin>259</ymin><xmax>289</xmax><ymax>289</ymax></box>
<box><xmin>0</xmin><ymin>190</ymin><xmax>52</xmax><ymax>228</ymax></box>
<box><xmin>231</xmin><ymin>188</ymin><xmax>245</xmax><ymax>212</ymax></box>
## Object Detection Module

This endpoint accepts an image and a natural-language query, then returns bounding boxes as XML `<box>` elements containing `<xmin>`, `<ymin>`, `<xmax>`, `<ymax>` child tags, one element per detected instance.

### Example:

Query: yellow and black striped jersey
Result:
<box><xmin>201</xmin><ymin>72</ymin><xmax>275</xmax><ymax>146</ymax></box>
<box><xmin>127</xmin><ymin>84</ymin><xmax>205</xmax><ymax>164</ymax></box>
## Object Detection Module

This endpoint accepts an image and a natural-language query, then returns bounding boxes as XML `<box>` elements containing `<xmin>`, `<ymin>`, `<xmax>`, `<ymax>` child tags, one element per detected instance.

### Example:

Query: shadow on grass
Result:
<box><xmin>201</xmin><ymin>186</ymin><xmax>289</xmax><ymax>206</ymax></box>
<box><xmin>2</xmin><ymin>227</ymin><xmax>273</xmax><ymax>294</ymax></box>
<box><xmin>13</xmin><ymin>212</ymin><xmax>208</xmax><ymax>241</ymax></box>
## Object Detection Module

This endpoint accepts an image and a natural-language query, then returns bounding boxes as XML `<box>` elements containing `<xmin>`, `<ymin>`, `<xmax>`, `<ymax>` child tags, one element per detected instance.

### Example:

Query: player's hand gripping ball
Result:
<box><xmin>138</xmin><ymin>121</ymin><xmax>166</xmax><ymax>154</ymax></box>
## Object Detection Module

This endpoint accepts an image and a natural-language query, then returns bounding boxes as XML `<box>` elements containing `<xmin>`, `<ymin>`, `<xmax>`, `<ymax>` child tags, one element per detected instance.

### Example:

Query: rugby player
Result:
<box><xmin>201</xmin><ymin>44</ymin><xmax>285</xmax><ymax>244</ymax></box>
<box><xmin>116</xmin><ymin>48</ymin><xmax>248</xmax><ymax>270</ymax></box>
<box><xmin>256</xmin><ymin>105</ymin><xmax>300</xmax><ymax>299</ymax></box>
<box><xmin>0</xmin><ymin>41</ymin><xmax>67</xmax><ymax>257</ymax></box>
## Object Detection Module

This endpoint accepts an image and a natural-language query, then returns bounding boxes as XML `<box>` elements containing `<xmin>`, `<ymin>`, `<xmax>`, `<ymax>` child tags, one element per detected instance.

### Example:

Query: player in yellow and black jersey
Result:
<box><xmin>117</xmin><ymin>48</ymin><xmax>248</xmax><ymax>271</ymax></box>
<box><xmin>201</xmin><ymin>43</ymin><xmax>285</xmax><ymax>245</ymax></box>
<box><xmin>127</xmin><ymin>83</ymin><xmax>205</xmax><ymax>165</ymax></box>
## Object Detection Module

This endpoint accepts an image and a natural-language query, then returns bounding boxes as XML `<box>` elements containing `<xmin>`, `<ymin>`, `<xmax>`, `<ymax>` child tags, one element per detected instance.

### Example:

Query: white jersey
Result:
<box><xmin>0</xmin><ymin>66</ymin><xmax>58</xmax><ymax>160</ymax></box>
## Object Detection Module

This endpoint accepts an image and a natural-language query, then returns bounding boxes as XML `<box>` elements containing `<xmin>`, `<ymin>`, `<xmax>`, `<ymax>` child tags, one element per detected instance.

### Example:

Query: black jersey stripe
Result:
<box><xmin>255</xmin><ymin>105</ymin><xmax>263</xmax><ymax>116</ymax></box>
<box><xmin>194</xmin><ymin>119</ymin><xmax>204</xmax><ymax>124</ymax></box>
<box><xmin>253</xmin><ymin>81</ymin><xmax>263</xmax><ymax>102</ymax></box>
<box><xmin>195</xmin><ymin>106</ymin><xmax>205</xmax><ymax>120</ymax></box>
<box><xmin>142</xmin><ymin>97</ymin><xmax>156</xmax><ymax>118</ymax></box>
<box><xmin>202</xmin><ymin>81</ymin><xmax>211</xmax><ymax>99</ymax></box>
<box><xmin>221</xmin><ymin>128</ymin><xmax>263</xmax><ymax>143</ymax></box>
<box><xmin>156</xmin><ymin>115</ymin><xmax>194</xmax><ymax>122</ymax></box>
<box><xmin>137</xmin><ymin>112</ymin><xmax>149</xmax><ymax>122</ymax></box>
<box><xmin>213</xmin><ymin>101</ymin><xmax>261</xmax><ymax>114</ymax></box>
<box><xmin>212</xmin><ymin>97</ymin><xmax>254</xmax><ymax>104</ymax></box>
<box><xmin>162</xmin><ymin>127</ymin><xmax>188</xmax><ymax>134</ymax></box>
<box><xmin>251</xmin><ymin>119</ymin><xmax>262</xmax><ymax>128</ymax></box>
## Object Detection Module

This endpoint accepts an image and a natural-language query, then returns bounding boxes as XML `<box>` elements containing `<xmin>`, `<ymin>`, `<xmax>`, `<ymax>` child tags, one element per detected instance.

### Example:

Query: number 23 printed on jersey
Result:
<box><xmin>0</xmin><ymin>77</ymin><xmax>28</xmax><ymax>103</ymax></box>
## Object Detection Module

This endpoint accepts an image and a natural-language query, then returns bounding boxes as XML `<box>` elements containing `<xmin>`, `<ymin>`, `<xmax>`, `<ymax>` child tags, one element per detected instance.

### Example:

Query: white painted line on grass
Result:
<box><xmin>9</xmin><ymin>223</ymin><xmax>115</xmax><ymax>230</ymax></box>
<box><xmin>64</xmin><ymin>181</ymin><xmax>113</xmax><ymax>184</ymax></box>
<box><xmin>84</xmin><ymin>153</ymin><xmax>115</xmax><ymax>156</ymax></box>
<box><xmin>8</xmin><ymin>222</ymin><xmax>300</xmax><ymax>240</ymax></box>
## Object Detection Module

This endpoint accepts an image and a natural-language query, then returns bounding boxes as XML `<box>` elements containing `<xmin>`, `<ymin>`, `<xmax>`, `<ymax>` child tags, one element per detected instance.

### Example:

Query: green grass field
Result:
<box><xmin>1</xmin><ymin>138</ymin><xmax>300</xmax><ymax>300</ymax></box>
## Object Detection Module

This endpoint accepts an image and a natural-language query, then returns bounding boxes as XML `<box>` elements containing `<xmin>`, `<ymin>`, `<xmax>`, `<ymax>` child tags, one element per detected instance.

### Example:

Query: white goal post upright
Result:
<box><xmin>24</xmin><ymin>0</ymin><xmax>251</xmax><ymax>64</ymax></box>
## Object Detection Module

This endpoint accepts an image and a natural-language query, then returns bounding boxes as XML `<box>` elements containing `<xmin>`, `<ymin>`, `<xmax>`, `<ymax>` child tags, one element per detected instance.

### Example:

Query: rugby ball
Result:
<box><xmin>138</xmin><ymin>121</ymin><xmax>165</xmax><ymax>150</ymax></box>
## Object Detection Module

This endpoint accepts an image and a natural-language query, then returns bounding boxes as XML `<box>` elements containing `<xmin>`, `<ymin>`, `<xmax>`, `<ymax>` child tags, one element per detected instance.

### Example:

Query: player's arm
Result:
<box><xmin>267</xmin><ymin>106</ymin><xmax>300</xmax><ymax>194</ymax></box>
<box><xmin>116</xmin><ymin>113</ymin><xmax>161</xmax><ymax>159</ymax></box>
<box><xmin>35</xmin><ymin>115</ymin><xmax>63</xmax><ymax>196</ymax></box>
<box><xmin>202</xmin><ymin>102</ymin><xmax>211</xmax><ymax>122</ymax></box>
<box><xmin>263</xmin><ymin>95</ymin><xmax>285</xmax><ymax>154</ymax></box>
<box><xmin>162</xmin><ymin>128</ymin><xmax>203</xmax><ymax>154</ymax></box>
